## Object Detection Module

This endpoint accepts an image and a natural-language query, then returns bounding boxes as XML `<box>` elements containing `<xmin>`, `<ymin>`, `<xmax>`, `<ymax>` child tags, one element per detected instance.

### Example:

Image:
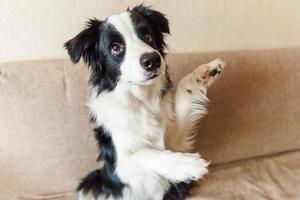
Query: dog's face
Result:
<box><xmin>64</xmin><ymin>5</ymin><xmax>169</xmax><ymax>91</ymax></box>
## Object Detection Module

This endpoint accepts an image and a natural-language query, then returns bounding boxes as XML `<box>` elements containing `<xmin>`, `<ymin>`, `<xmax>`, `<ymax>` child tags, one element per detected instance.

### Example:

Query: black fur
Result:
<box><xmin>64</xmin><ymin>20</ymin><xmax>124</xmax><ymax>94</ymax></box>
<box><xmin>77</xmin><ymin>127</ymin><xmax>125</xmax><ymax>199</ymax></box>
<box><xmin>163</xmin><ymin>181</ymin><xmax>196</xmax><ymax>200</ymax></box>
<box><xmin>130</xmin><ymin>4</ymin><xmax>170</xmax><ymax>56</ymax></box>
<box><xmin>64</xmin><ymin>19</ymin><xmax>102</xmax><ymax>66</ymax></box>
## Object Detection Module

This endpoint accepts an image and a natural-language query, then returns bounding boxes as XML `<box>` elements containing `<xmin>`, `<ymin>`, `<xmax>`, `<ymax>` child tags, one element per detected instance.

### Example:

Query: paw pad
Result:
<box><xmin>209</xmin><ymin>68</ymin><xmax>218</xmax><ymax>77</ymax></box>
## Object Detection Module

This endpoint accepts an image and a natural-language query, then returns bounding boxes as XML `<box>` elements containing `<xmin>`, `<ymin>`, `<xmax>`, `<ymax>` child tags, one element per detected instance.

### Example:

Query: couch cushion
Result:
<box><xmin>188</xmin><ymin>150</ymin><xmax>300</xmax><ymax>200</ymax></box>
<box><xmin>0</xmin><ymin>60</ymin><xmax>93</xmax><ymax>199</ymax></box>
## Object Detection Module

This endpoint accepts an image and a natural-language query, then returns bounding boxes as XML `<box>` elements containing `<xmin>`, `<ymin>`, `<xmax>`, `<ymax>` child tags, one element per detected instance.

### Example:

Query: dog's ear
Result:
<box><xmin>64</xmin><ymin>19</ymin><xmax>102</xmax><ymax>69</ymax></box>
<box><xmin>132</xmin><ymin>4</ymin><xmax>170</xmax><ymax>52</ymax></box>
<box><xmin>133</xmin><ymin>4</ymin><xmax>170</xmax><ymax>34</ymax></box>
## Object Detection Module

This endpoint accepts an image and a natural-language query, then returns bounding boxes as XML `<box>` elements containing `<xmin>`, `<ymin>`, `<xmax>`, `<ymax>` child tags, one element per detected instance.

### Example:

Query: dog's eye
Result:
<box><xmin>110</xmin><ymin>42</ymin><xmax>124</xmax><ymax>55</ymax></box>
<box><xmin>144</xmin><ymin>34</ymin><xmax>152</xmax><ymax>43</ymax></box>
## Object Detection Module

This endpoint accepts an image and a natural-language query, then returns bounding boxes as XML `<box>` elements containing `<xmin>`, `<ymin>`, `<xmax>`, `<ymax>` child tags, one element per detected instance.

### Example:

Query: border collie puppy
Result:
<box><xmin>64</xmin><ymin>4</ymin><xmax>225</xmax><ymax>200</ymax></box>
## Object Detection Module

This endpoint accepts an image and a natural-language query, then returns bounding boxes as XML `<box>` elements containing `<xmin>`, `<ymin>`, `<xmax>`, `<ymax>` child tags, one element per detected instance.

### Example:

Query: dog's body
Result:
<box><xmin>65</xmin><ymin>5</ymin><xmax>225</xmax><ymax>200</ymax></box>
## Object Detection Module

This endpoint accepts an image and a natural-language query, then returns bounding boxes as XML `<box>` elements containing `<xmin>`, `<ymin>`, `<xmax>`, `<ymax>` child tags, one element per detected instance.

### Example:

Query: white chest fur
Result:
<box><xmin>88</xmin><ymin>80</ymin><xmax>172</xmax><ymax>160</ymax></box>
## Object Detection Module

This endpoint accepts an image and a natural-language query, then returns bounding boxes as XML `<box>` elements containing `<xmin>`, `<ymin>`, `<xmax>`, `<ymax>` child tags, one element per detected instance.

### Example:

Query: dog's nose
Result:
<box><xmin>140</xmin><ymin>52</ymin><xmax>161</xmax><ymax>71</ymax></box>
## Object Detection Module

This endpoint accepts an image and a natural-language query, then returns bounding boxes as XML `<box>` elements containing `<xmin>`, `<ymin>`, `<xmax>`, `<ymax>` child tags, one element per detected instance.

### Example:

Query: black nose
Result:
<box><xmin>140</xmin><ymin>52</ymin><xmax>161</xmax><ymax>71</ymax></box>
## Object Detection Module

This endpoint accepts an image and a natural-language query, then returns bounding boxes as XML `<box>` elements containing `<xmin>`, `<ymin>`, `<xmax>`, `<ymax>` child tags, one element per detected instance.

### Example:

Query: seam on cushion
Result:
<box><xmin>18</xmin><ymin>191</ymin><xmax>74</xmax><ymax>200</ymax></box>
<box><xmin>0</xmin><ymin>69</ymin><xmax>9</xmax><ymax>84</ymax></box>
<box><xmin>62</xmin><ymin>60</ymin><xmax>71</xmax><ymax>103</ymax></box>
<box><xmin>210</xmin><ymin>148</ymin><xmax>300</xmax><ymax>171</ymax></box>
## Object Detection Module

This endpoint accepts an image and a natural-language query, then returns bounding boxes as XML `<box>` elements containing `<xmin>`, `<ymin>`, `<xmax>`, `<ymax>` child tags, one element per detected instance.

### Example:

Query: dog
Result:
<box><xmin>64</xmin><ymin>4</ymin><xmax>225</xmax><ymax>200</ymax></box>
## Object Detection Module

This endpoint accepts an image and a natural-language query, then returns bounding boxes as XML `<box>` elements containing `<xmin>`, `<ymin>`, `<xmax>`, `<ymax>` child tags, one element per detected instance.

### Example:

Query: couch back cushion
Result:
<box><xmin>0</xmin><ymin>60</ymin><xmax>95</xmax><ymax>199</ymax></box>
<box><xmin>0</xmin><ymin>48</ymin><xmax>300</xmax><ymax>198</ymax></box>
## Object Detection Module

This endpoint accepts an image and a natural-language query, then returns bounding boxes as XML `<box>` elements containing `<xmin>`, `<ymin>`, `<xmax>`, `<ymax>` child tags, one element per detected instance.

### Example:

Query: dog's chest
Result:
<box><xmin>89</xmin><ymin>89</ymin><xmax>170</xmax><ymax>156</ymax></box>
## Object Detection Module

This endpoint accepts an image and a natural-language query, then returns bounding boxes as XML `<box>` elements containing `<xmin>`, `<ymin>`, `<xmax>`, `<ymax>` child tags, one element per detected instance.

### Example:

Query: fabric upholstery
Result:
<box><xmin>189</xmin><ymin>150</ymin><xmax>300</xmax><ymax>200</ymax></box>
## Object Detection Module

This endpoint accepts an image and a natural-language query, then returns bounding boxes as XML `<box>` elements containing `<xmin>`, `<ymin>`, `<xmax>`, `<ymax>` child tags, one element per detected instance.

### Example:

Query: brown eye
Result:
<box><xmin>144</xmin><ymin>34</ymin><xmax>152</xmax><ymax>43</ymax></box>
<box><xmin>111</xmin><ymin>43</ymin><xmax>123</xmax><ymax>55</ymax></box>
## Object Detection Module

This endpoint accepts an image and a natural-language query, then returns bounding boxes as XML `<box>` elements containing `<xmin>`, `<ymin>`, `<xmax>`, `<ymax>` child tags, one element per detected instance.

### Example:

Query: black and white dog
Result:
<box><xmin>64</xmin><ymin>4</ymin><xmax>225</xmax><ymax>200</ymax></box>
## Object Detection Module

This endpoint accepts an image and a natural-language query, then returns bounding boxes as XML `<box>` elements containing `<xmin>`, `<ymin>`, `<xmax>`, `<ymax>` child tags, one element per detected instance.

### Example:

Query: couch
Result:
<box><xmin>1</xmin><ymin>48</ymin><xmax>299</xmax><ymax>200</ymax></box>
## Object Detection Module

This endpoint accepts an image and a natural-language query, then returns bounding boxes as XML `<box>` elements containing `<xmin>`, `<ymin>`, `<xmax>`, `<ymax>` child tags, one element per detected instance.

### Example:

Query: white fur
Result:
<box><xmin>80</xmin><ymin>11</ymin><xmax>225</xmax><ymax>200</ymax></box>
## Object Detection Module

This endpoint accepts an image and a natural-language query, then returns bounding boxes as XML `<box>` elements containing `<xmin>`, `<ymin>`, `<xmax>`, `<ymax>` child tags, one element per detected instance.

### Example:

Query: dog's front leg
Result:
<box><xmin>116</xmin><ymin>149</ymin><xmax>208</xmax><ymax>189</ymax></box>
<box><xmin>167</xmin><ymin>59</ymin><xmax>225</xmax><ymax>152</ymax></box>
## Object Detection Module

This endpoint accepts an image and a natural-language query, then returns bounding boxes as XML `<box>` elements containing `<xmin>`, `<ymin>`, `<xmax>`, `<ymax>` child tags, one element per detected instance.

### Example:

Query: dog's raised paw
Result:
<box><xmin>202</xmin><ymin>58</ymin><xmax>225</xmax><ymax>80</ymax></box>
<box><xmin>190</xmin><ymin>58</ymin><xmax>225</xmax><ymax>89</ymax></box>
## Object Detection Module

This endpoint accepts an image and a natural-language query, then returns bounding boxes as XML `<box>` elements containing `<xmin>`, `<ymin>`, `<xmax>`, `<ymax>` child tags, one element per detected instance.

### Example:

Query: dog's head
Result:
<box><xmin>64</xmin><ymin>4</ymin><xmax>169</xmax><ymax>92</ymax></box>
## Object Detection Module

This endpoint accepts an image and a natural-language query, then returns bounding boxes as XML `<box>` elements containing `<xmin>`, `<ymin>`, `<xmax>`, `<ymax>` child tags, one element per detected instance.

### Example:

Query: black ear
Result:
<box><xmin>132</xmin><ymin>4</ymin><xmax>170</xmax><ymax>53</ymax></box>
<box><xmin>133</xmin><ymin>4</ymin><xmax>170</xmax><ymax>34</ymax></box>
<box><xmin>64</xmin><ymin>19</ymin><xmax>102</xmax><ymax>68</ymax></box>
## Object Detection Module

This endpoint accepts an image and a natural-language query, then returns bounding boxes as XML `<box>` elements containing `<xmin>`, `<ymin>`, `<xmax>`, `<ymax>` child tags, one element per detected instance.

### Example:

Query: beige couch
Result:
<box><xmin>1</xmin><ymin>48</ymin><xmax>299</xmax><ymax>200</ymax></box>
